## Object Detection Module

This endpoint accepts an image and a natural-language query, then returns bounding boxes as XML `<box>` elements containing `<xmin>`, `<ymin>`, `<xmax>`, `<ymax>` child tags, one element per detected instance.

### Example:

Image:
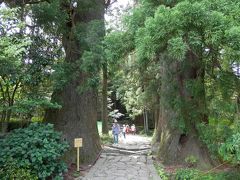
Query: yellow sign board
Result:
<box><xmin>74</xmin><ymin>138</ymin><xmax>83</xmax><ymax>172</ymax></box>
<box><xmin>74</xmin><ymin>138</ymin><xmax>82</xmax><ymax>148</ymax></box>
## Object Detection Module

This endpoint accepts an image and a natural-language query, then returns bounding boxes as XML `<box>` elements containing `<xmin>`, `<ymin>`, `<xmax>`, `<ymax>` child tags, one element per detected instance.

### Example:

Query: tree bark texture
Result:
<box><xmin>45</xmin><ymin>0</ymin><xmax>105</xmax><ymax>164</ymax></box>
<box><xmin>143</xmin><ymin>109</ymin><xmax>149</xmax><ymax>134</ymax></box>
<box><xmin>102</xmin><ymin>63</ymin><xmax>109</xmax><ymax>134</ymax></box>
<box><xmin>152</xmin><ymin>53</ymin><xmax>212</xmax><ymax>169</ymax></box>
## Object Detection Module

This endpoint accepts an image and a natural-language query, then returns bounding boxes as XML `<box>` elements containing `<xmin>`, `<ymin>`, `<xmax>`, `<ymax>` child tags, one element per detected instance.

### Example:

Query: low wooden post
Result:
<box><xmin>74</xmin><ymin>138</ymin><xmax>82</xmax><ymax>172</ymax></box>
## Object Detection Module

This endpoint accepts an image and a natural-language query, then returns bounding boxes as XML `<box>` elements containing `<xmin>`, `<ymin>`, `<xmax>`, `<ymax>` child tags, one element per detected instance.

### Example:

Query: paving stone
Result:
<box><xmin>78</xmin><ymin>135</ymin><xmax>160</xmax><ymax>180</ymax></box>
<box><xmin>114</xmin><ymin>177</ymin><xmax>128</xmax><ymax>180</ymax></box>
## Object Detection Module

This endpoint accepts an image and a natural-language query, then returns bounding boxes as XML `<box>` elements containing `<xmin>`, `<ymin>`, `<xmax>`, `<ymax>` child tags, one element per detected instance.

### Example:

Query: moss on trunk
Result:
<box><xmin>45</xmin><ymin>0</ymin><xmax>105</xmax><ymax>165</ymax></box>
<box><xmin>153</xmin><ymin>54</ymin><xmax>212</xmax><ymax>169</ymax></box>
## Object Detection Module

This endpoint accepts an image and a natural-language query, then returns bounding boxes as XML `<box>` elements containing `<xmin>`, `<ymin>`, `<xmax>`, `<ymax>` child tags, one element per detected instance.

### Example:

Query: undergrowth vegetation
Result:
<box><xmin>100</xmin><ymin>134</ymin><xmax>113</xmax><ymax>145</ymax></box>
<box><xmin>155</xmin><ymin>164</ymin><xmax>240</xmax><ymax>180</ymax></box>
<box><xmin>198</xmin><ymin>118</ymin><xmax>240</xmax><ymax>165</ymax></box>
<box><xmin>0</xmin><ymin>123</ymin><xmax>69</xmax><ymax>179</ymax></box>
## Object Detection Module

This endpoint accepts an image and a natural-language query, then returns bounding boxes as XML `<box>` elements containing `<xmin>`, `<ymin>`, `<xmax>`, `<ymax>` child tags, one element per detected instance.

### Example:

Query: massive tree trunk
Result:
<box><xmin>102</xmin><ymin>63</ymin><xmax>109</xmax><ymax>134</ymax></box>
<box><xmin>152</xmin><ymin>53</ymin><xmax>212</xmax><ymax>169</ymax></box>
<box><xmin>45</xmin><ymin>0</ymin><xmax>105</xmax><ymax>164</ymax></box>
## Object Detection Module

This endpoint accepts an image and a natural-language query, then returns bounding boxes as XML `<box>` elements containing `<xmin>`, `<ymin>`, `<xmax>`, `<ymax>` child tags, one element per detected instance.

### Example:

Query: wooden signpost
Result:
<box><xmin>74</xmin><ymin>138</ymin><xmax>82</xmax><ymax>172</ymax></box>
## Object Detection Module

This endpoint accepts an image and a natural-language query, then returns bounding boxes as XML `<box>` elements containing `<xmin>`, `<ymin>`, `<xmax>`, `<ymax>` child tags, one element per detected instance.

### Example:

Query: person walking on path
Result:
<box><xmin>112</xmin><ymin>119</ymin><xmax>120</xmax><ymax>144</ymax></box>
<box><xmin>131</xmin><ymin>124</ymin><xmax>136</xmax><ymax>135</ymax></box>
<box><xmin>122</xmin><ymin>124</ymin><xmax>126</xmax><ymax>139</ymax></box>
<box><xmin>126</xmin><ymin>124</ymin><xmax>130</xmax><ymax>134</ymax></box>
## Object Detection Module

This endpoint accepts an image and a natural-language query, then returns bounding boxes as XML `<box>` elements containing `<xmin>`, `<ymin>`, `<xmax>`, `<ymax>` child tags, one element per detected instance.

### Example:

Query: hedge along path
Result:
<box><xmin>78</xmin><ymin>134</ymin><xmax>161</xmax><ymax>180</ymax></box>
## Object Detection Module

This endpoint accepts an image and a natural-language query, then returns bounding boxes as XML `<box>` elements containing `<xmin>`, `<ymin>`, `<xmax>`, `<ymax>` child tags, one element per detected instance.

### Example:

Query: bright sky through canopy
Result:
<box><xmin>105</xmin><ymin>0</ymin><xmax>134</xmax><ymax>30</ymax></box>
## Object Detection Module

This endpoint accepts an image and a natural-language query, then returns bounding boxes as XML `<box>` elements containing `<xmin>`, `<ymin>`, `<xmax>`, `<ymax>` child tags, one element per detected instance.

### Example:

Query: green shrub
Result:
<box><xmin>154</xmin><ymin>164</ymin><xmax>169</xmax><ymax>180</ymax></box>
<box><xmin>175</xmin><ymin>168</ymin><xmax>200</xmax><ymax>180</ymax></box>
<box><xmin>197</xmin><ymin>121</ymin><xmax>232</xmax><ymax>158</ymax></box>
<box><xmin>0</xmin><ymin>123</ymin><xmax>69</xmax><ymax>179</ymax></box>
<box><xmin>100</xmin><ymin>134</ymin><xmax>113</xmax><ymax>145</ymax></box>
<box><xmin>198</xmin><ymin>118</ymin><xmax>240</xmax><ymax>167</ymax></box>
<box><xmin>0</xmin><ymin>159</ymin><xmax>38</xmax><ymax>180</ymax></box>
<box><xmin>185</xmin><ymin>155</ymin><xmax>198</xmax><ymax>167</ymax></box>
<box><xmin>174</xmin><ymin>168</ymin><xmax>240</xmax><ymax>180</ymax></box>
<box><xmin>175</xmin><ymin>168</ymin><xmax>213</xmax><ymax>180</ymax></box>
<box><xmin>219</xmin><ymin>132</ymin><xmax>240</xmax><ymax>165</ymax></box>
<box><xmin>31</xmin><ymin>116</ymin><xmax>44</xmax><ymax>122</ymax></box>
<box><xmin>215</xmin><ymin>171</ymin><xmax>240</xmax><ymax>180</ymax></box>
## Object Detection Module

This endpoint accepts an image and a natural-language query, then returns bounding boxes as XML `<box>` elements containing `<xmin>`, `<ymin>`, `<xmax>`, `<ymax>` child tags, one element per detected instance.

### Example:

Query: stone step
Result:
<box><xmin>103</xmin><ymin>146</ymin><xmax>150</xmax><ymax>155</ymax></box>
<box><xmin>105</xmin><ymin>144</ymin><xmax>151</xmax><ymax>151</ymax></box>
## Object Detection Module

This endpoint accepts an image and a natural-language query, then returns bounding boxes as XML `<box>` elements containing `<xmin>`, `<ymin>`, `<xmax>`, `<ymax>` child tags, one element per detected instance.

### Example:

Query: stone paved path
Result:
<box><xmin>79</xmin><ymin>134</ymin><xmax>161</xmax><ymax>180</ymax></box>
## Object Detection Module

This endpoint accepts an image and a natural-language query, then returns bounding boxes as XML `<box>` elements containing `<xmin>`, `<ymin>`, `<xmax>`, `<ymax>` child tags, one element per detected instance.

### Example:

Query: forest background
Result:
<box><xmin>0</xmin><ymin>0</ymin><xmax>239</xmax><ymax>179</ymax></box>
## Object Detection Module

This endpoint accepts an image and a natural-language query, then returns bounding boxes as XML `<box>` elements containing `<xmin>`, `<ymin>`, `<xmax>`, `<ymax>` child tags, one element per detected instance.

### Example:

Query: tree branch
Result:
<box><xmin>6</xmin><ymin>82</ymin><xmax>11</xmax><ymax>106</ymax></box>
<box><xmin>105</xmin><ymin>0</ymin><xmax>117</xmax><ymax>9</ymax></box>
<box><xmin>0</xmin><ymin>80</ymin><xmax>6</xmax><ymax>100</ymax></box>
<box><xmin>11</xmin><ymin>80</ymin><xmax>20</xmax><ymax>106</ymax></box>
